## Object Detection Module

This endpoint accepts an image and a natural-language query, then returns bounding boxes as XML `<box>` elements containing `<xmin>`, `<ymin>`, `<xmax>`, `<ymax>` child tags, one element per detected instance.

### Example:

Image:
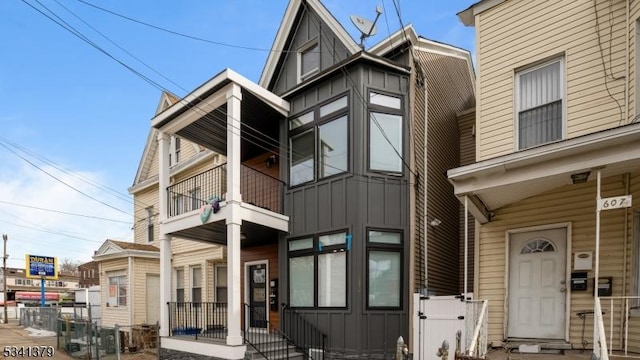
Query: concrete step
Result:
<box><xmin>244</xmin><ymin>345</ymin><xmax>304</xmax><ymax>360</ymax></box>
<box><xmin>505</xmin><ymin>340</ymin><xmax>572</xmax><ymax>352</ymax></box>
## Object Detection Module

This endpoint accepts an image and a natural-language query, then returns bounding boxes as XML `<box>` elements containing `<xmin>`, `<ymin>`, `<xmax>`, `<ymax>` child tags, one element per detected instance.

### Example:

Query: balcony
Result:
<box><xmin>167</xmin><ymin>163</ymin><xmax>284</xmax><ymax>217</ymax></box>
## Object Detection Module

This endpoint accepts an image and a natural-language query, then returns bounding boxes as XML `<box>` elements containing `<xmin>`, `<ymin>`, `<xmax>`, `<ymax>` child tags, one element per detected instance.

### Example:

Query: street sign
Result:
<box><xmin>597</xmin><ymin>195</ymin><xmax>632</xmax><ymax>211</ymax></box>
<box><xmin>25</xmin><ymin>255</ymin><xmax>58</xmax><ymax>280</ymax></box>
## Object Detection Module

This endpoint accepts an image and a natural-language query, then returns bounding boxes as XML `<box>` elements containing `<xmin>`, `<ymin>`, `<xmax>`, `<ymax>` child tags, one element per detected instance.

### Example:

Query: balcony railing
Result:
<box><xmin>167</xmin><ymin>163</ymin><xmax>284</xmax><ymax>217</ymax></box>
<box><xmin>167</xmin><ymin>302</ymin><xmax>228</xmax><ymax>340</ymax></box>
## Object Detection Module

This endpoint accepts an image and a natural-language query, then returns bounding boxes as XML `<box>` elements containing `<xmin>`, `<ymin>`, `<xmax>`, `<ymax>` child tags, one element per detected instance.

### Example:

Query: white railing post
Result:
<box><xmin>467</xmin><ymin>300</ymin><xmax>488</xmax><ymax>357</ymax></box>
<box><xmin>594</xmin><ymin>298</ymin><xmax>609</xmax><ymax>360</ymax></box>
<box><xmin>609</xmin><ymin>298</ymin><xmax>613</xmax><ymax>355</ymax></box>
<box><xmin>625</xmin><ymin>298</ymin><xmax>629</xmax><ymax>355</ymax></box>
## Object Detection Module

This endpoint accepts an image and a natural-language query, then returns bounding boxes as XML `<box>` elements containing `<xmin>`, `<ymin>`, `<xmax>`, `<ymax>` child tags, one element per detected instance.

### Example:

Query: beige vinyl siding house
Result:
<box><xmin>99</xmin><ymin>258</ymin><xmax>130</xmax><ymax>328</ymax></box>
<box><xmin>450</xmin><ymin>0</ymin><xmax>640</xmax><ymax>354</ymax></box>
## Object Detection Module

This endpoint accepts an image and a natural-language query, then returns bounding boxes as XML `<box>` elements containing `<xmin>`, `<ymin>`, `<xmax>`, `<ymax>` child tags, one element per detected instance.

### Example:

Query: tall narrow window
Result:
<box><xmin>191</xmin><ymin>267</ymin><xmax>202</xmax><ymax>303</ymax></box>
<box><xmin>146</xmin><ymin>207</ymin><xmax>154</xmax><ymax>243</ymax></box>
<box><xmin>367</xmin><ymin>230</ymin><xmax>402</xmax><ymax>309</ymax></box>
<box><xmin>369</xmin><ymin>91</ymin><xmax>403</xmax><ymax>173</ymax></box>
<box><xmin>516</xmin><ymin>59</ymin><xmax>563</xmax><ymax>149</ymax></box>
<box><xmin>175</xmin><ymin>268</ymin><xmax>185</xmax><ymax>303</ymax></box>
<box><xmin>169</xmin><ymin>136</ymin><xmax>181</xmax><ymax>166</ymax></box>
<box><xmin>215</xmin><ymin>265</ymin><xmax>227</xmax><ymax>303</ymax></box>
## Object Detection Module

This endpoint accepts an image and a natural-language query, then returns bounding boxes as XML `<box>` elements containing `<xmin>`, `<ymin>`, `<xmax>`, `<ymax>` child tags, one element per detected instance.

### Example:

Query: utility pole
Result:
<box><xmin>2</xmin><ymin>234</ymin><xmax>7</xmax><ymax>324</ymax></box>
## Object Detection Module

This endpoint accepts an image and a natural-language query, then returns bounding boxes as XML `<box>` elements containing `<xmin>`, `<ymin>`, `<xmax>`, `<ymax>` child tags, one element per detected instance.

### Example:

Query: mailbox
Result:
<box><xmin>269</xmin><ymin>279</ymin><xmax>278</xmax><ymax>311</ymax></box>
<box><xmin>570</xmin><ymin>272</ymin><xmax>588</xmax><ymax>291</ymax></box>
<box><xmin>594</xmin><ymin>277</ymin><xmax>613</xmax><ymax>297</ymax></box>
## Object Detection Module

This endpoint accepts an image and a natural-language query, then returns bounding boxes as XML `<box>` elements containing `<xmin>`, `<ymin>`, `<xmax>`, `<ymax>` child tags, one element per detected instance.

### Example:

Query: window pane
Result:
<box><xmin>518</xmin><ymin>100</ymin><xmax>562</xmax><ymax>149</ymax></box>
<box><xmin>192</xmin><ymin>267</ymin><xmax>202</xmax><ymax>287</ymax></box>
<box><xmin>216</xmin><ymin>288</ymin><xmax>228</xmax><ymax>303</ymax></box>
<box><xmin>192</xmin><ymin>288</ymin><xmax>202</xmax><ymax>303</ymax></box>
<box><xmin>289</xmin><ymin>238</ymin><xmax>314</xmax><ymax>251</ymax></box>
<box><xmin>319</xmin><ymin>232</ymin><xmax>346</xmax><ymax>248</ymax></box>
<box><xmin>370</xmin><ymin>112</ymin><xmax>403</xmax><ymax>172</ymax></box>
<box><xmin>519</xmin><ymin>61</ymin><xmax>561</xmax><ymax>111</ymax></box>
<box><xmin>369</xmin><ymin>251</ymin><xmax>401</xmax><ymax>307</ymax></box>
<box><xmin>318</xmin><ymin>252</ymin><xmax>346</xmax><ymax>307</ymax></box>
<box><xmin>290</xmin><ymin>130</ymin><xmax>314</xmax><ymax>186</ymax></box>
<box><xmin>369</xmin><ymin>231</ymin><xmax>401</xmax><ymax>244</ymax></box>
<box><xmin>301</xmin><ymin>43</ymin><xmax>319</xmax><ymax>76</ymax></box>
<box><xmin>290</xmin><ymin>112</ymin><xmax>314</xmax><ymax>130</ymax></box>
<box><xmin>216</xmin><ymin>266</ymin><xmax>227</xmax><ymax>287</ymax></box>
<box><xmin>370</xmin><ymin>92</ymin><xmax>401</xmax><ymax>109</ymax></box>
<box><xmin>176</xmin><ymin>269</ymin><xmax>184</xmax><ymax>289</ymax></box>
<box><xmin>320</xmin><ymin>96</ymin><xmax>348</xmax><ymax>117</ymax></box>
<box><xmin>289</xmin><ymin>256</ymin><xmax>314</xmax><ymax>307</ymax></box>
<box><xmin>319</xmin><ymin>116</ymin><xmax>348</xmax><ymax>178</ymax></box>
<box><xmin>176</xmin><ymin>289</ymin><xmax>185</xmax><ymax>303</ymax></box>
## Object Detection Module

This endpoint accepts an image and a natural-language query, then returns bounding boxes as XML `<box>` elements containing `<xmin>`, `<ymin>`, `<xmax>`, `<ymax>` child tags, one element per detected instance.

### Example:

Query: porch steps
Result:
<box><xmin>244</xmin><ymin>333</ymin><xmax>304</xmax><ymax>360</ymax></box>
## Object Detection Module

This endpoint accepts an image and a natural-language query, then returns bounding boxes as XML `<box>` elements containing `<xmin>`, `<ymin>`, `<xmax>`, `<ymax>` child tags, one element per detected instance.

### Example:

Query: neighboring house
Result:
<box><xmin>78</xmin><ymin>260</ymin><xmax>99</xmax><ymax>288</ymax></box>
<box><xmin>148</xmin><ymin>1</ymin><xmax>475</xmax><ymax>359</ymax></box>
<box><xmin>449</xmin><ymin>0</ymin><xmax>640</xmax><ymax>354</ymax></box>
<box><xmin>2</xmin><ymin>267</ymin><xmax>79</xmax><ymax>304</ymax></box>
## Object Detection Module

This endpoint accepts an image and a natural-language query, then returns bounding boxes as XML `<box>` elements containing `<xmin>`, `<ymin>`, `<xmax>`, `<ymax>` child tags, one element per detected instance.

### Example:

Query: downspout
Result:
<box><xmin>129</xmin><ymin>256</ymin><xmax>134</xmax><ymax>331</ymax></box>
<box><xmin>626</xmin><ymin>0</ymin><xmax>630</xmax><ymax>124</ymax></box>
<box><xmin>620</xmin><ymin>173</ymin><xmax>631</xmax><ymax>344</ymax></box>
<box><xmin>423</xmin><ymin>70</ymin><xmax>429</xmax><ymax>293</ymax></box>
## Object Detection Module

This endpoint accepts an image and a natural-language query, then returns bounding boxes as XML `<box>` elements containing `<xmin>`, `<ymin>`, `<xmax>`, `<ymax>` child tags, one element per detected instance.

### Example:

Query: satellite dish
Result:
<box><xmin>350</xmin><ymin>6</ymin><xmax>383</xmax><ymax>49</ymax></box>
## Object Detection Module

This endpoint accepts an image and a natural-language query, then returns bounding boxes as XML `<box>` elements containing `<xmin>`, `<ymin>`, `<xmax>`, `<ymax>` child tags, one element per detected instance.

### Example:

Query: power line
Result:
<box><xmin>75</xmin><ymin>0</ymin><xmax>322</xmax><ymax>54</ymax></box>
<box><xmin>0</xmin><ymin>219</ymin><xmax>103</xmax><ymax>244</ymax></box>
<box><xmin>0</xmin><ymin>200</ymin><xmax>132</xmax><ymax>224</ymax></box>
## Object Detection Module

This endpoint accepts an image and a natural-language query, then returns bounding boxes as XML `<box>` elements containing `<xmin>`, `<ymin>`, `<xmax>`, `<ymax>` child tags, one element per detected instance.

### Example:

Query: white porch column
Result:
<box><xmin>158</xmin><ymin>132</ymin><xmax>172</xmax><ymax>337</ymax></box>
<box><xmin>226</xmin><ymin>83</ymin><xmax>244</xmax><ymax>346</ymax></box>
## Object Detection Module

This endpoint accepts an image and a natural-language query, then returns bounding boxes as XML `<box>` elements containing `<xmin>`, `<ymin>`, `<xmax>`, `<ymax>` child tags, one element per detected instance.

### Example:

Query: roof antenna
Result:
<box><xmin>350</xmin><ymin>5</ymin><xmax>383</xmax><ymax>50</ymax></box>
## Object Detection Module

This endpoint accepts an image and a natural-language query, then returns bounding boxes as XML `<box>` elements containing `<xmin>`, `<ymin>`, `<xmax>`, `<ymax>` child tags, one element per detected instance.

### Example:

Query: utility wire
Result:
<box><xmin>0</xmin><ymin>219</ymin><xmax>103</xmax><ymax>244</ymax></box>
<box><xmin>75</xmin><ymin>0</ymin><xmax>323</xmax><ymax>54</ymax></box>
<box><xmin>0</xmin><ymin>200</ymin><xmax>132</xmax><ymax>224</ymax></box>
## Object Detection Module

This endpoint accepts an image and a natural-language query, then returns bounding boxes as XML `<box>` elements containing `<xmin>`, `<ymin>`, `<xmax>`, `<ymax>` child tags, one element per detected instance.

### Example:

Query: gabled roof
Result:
<box><xmin>457</xmin><ymin>0</ymin><xmax>506</xmax><ymax>26</ymax></box>
<box><xmin>258</xmin><ymin>0</ymin><xmax>360</xmax><ymax>89</ymax></box>
<box><xmin>133</xmin><ymin>91</ymin><xmax>180</xmax><ymax>187</ymax></box>
<box><xmin>93</xmin><ymin>239</ymin><xmax>159</xmax><ymax>262</ymax></box>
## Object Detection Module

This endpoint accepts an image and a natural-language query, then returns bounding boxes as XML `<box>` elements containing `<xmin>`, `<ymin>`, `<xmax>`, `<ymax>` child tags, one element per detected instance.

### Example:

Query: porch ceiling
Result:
<box><xmin>448</xmin><ymin>122</ymin><xmax>640</xmax><ymax>223</ymax></box>
<box><xmin>167</xmin><ymin>220</ymin><xmax>280</xmax><ymax>248</ymax></box>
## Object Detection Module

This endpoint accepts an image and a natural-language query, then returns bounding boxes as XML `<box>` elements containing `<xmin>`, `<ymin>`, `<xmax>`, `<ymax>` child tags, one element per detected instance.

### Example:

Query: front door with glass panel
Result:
<box><xmin>508</xmin><ymin>228</ymin><xmax>567</xmax><ymax>339</ymax></box>
<box><xmin>248</xmin><ymin>264</ymin><xmax>267</xmax><ymax>328</ymax></box>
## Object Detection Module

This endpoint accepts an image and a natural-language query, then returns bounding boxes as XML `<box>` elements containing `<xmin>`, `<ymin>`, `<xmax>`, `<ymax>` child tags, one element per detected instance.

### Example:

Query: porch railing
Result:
<box><xmin>167</xmin><ymin>302</ymin><xmax>228</xmax><ymax>340</ymax></box>
<box><xmin>596</xmin><ymin>296</ymin><xmax>640</xmax><ymax>358</ymax></box>
<box><xmin>242</xmin><ymin>303</ymin><xmax>290</xmax><ymax>359</ymax></box>
<box><xmin>167</xmin><ymin>163</ymin><xmax>284</xmax><ymax>217</ymax></box>
<box><xmin>465</xmin><ymin>300</ymin><xmax>488</xmax><ymax>358</ymax></box>
<box><xmin>281</xmin><ymin>303</ymin><xmax>327</xmax><ymax>359</ymax></box>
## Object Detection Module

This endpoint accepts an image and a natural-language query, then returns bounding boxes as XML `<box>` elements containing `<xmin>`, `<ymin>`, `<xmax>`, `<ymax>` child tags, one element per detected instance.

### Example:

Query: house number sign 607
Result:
<box><xmin>597</xmin><ymin>195</ymin><xmax>632</xmax><ymax>211</ymax></box>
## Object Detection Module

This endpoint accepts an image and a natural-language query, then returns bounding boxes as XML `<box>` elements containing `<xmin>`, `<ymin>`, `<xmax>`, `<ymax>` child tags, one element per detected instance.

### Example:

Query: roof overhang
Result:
<box><xmin>151</xmin><ymin>68</ymin><xmax>290</xmax><ymax>132</ymax></box>
<box><xmin>457</xmin><ymin>0</ymin><xmax>507</xmax><ymax>27</ymax></box>
<box><xmin>448</xmin><ymin>123</ymin><xmax>640</xmax><ymax>223</ymax></box>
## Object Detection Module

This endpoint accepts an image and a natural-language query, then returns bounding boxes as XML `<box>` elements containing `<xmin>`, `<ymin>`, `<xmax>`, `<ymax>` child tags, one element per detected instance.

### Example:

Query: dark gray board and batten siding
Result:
<box><xmin>279</xmin><ymin>65</ymin><xmax>411</xmax><ymax>357</ymax></box>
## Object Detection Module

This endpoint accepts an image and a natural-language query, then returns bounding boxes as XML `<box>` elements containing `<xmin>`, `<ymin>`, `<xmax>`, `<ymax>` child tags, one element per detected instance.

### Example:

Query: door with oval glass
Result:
<box><xmin>508</xmin><ymin>228</ymin><xmax>567</xmax><ymax>339</ymax></box>
<box><xmin>248</xmin><ymin>263</ymin><xmax>268</xmax><ymax>328</ymax></box>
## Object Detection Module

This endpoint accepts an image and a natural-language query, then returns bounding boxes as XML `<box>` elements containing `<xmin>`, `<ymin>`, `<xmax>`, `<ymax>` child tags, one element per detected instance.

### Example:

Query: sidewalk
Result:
<box><xmin>0</xmin><ymin>319</ymin><xmax>74</xmax><ymax>360</ymax></box>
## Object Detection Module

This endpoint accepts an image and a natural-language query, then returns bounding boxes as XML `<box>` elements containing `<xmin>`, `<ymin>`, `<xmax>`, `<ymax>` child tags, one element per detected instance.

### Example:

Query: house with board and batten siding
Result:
<box><xmin>449</xmin><ymin>0</ymin><xmax>640</xmax><ymax>356</ymax></box>
<box><xmin>136</xmin><ymin>0</ymin><xmax>475</xmax><ymax>359</ymax></box>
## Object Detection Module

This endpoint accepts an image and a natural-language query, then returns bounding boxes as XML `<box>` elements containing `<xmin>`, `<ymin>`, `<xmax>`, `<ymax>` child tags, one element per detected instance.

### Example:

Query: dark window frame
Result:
<box><xmin>366</xmin><ymin>88</ymin><xmax>405</xmax><ymax>176</ymax></box>
<box><xmin>287</xmin><ymin>229</ymin><xmax>349</xmax><ymax>309</ymax></box>
<box><xmin>288</xmin><ymin>92</ymin><xmax>351</xmax><ymax>188</ymax></box>
<box><xmin>366</xmin><ymin>228</ymin><xmax>404</xmax><ymax>310</ymax></box>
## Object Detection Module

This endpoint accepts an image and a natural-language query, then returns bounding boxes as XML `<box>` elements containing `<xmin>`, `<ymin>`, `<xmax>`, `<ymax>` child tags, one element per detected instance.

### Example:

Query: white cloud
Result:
<box><xmin>0</xmin><ymin>158</ymin><xmax>133</xmax><ymax>270</ymax></box>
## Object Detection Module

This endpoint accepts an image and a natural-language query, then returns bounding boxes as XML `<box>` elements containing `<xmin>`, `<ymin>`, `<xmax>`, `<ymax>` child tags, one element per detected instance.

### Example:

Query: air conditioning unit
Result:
<box><xmin>308</xmin><ymin>348</ymin><xmax>324</xmax><ymax>360</ymax></box>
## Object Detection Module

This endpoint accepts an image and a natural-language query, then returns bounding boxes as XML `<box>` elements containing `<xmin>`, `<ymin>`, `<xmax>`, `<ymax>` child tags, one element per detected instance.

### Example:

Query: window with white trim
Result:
<box><xmin>169</xmin><ymin>136</ymin><xmax>181</xmax><ymax>166</ymax></box>
<box><xmin>107</xmin><ymin>274</ymin><xmax>127</xmax><ymax>307</ymax></box>
<box><xmin>298</xmin><ymin>40</ymin><xmax>319</xmax><ymax>82</ymax></box>
<box><xmin>288</xmin><ymin>232</ymin><xmax>347</xmax><ymax>308</ymax></box>
<box><xmin>146</xmin><ymin>207</ymin><xmax>154</xmax><ymax>243</ymax></box>
<box><xmin>516</xmin><ymin>58</ymin><xmax>564</xmax><ymax>150</ymax></box>
<box><xmin>175</xmin><ymin>268</ymin><xmax>185</xmax><ymax>303</ymax></box>
<box><xmin>191</xmin><ymin>266</ymin><xmax>202</xmax><ymax>303</ymax></box>
<box><xmin>215</xmin><ymin>265</ymin><xmax>227</xmax><ymax>303</ymax></box>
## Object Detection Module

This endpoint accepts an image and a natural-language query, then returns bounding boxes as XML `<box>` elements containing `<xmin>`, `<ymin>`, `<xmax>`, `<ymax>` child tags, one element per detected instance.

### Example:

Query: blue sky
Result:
<box><xmin>0</xmin><ymin>0</ymin><xmax>475</xmax><ymax>269</ymax></box>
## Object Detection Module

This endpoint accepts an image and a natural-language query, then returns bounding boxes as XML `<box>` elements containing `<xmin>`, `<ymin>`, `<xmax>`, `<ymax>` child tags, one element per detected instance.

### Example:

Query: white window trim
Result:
<box><xmin>107</xmin><ymin>271</ymin><xmax>127</xmax><ymax>307</ymax></box>
<box><xmin>169</xmin><ymin>135</ymin><xmax>181</xmax><ymax>167</ymax></box>
<box><xmin>514</xmin><ymin>57</ymin><xmax>566</xmax><ymax>151</ymax></box>
<box><xmin>191</xmin><ymin>266</ymin><xmax>202</xmax><ymax>303</ymax></box>
<box><xmin>215</xmin><ymin>264</ymin><xmax>227</xmax><ymax>303</ymax></box>
<box><xmin>175</xmin><ymin>267</ymin><xmax>185</xmax><ymax>302</ymax></box>
<box><xmin>297</xmin><ymin>38</ymin><xmax>320</xmax><ymax>83</ymax></box>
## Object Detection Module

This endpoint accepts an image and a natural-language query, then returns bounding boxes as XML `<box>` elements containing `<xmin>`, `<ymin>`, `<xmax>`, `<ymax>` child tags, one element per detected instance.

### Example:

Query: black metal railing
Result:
<box><xmin>243</xmin><ymin>303</ymin><xmax>290</xmax><ymax>360</ymax></box>
<box><xmin>167</xmin><ymin>163</ymin><xmax>284</xmax><ymax>217</ymax></box>
<box><xmin>281</xmin><ymin>303</ymin><xmax>327</xmax><ymax>359</ymax></box>
<box><xmin>167</xmin><ymin>302</ymin><xmax>227</xmax><ymax>340</ymax></box>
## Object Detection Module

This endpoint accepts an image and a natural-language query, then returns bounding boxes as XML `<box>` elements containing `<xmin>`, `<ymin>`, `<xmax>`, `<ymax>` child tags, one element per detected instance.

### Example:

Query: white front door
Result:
<box><xmin>146</xmin><ymin>274</ymin><xmax>160</xmax><ymax>325</ymax></box>
<box><xmin>508</xmin><ymin>228</ymin><xmax>566</xmax><ymax>339</ymax></box>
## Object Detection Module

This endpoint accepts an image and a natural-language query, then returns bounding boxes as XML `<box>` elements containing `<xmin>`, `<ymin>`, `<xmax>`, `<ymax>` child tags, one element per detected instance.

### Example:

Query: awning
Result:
<box><xmin>448</xmin><ymin>122</ymin><xmax>640</xmax><ymax>223</ymax></box>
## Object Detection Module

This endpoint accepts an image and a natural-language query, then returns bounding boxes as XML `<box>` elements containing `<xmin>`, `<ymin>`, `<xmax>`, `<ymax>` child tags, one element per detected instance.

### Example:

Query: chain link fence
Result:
<box><xmin>19</xmin><ymin>307</ymin><xmax>59</xmax><ymax>331</ymax></box>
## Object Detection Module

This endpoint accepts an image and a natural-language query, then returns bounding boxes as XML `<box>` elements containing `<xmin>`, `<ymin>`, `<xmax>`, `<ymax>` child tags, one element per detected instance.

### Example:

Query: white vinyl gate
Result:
<box><xmin>413</xmin><ymin>294</ymin><xmax>467</xmax><ymax>360</ymax></box>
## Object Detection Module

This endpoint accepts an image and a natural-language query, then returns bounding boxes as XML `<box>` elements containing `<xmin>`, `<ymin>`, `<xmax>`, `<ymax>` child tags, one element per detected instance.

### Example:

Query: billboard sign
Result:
<box><xmin>25</xmin><ymin>255</ymin><xmax>58</xmax><ymax>280</ymax></box>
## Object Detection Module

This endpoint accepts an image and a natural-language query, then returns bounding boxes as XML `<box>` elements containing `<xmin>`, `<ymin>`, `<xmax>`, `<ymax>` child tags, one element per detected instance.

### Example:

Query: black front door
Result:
<box><xmin>249</xmin><ymin>264</ymin><xmax>267</xmax><ymax>328</ymax></box>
